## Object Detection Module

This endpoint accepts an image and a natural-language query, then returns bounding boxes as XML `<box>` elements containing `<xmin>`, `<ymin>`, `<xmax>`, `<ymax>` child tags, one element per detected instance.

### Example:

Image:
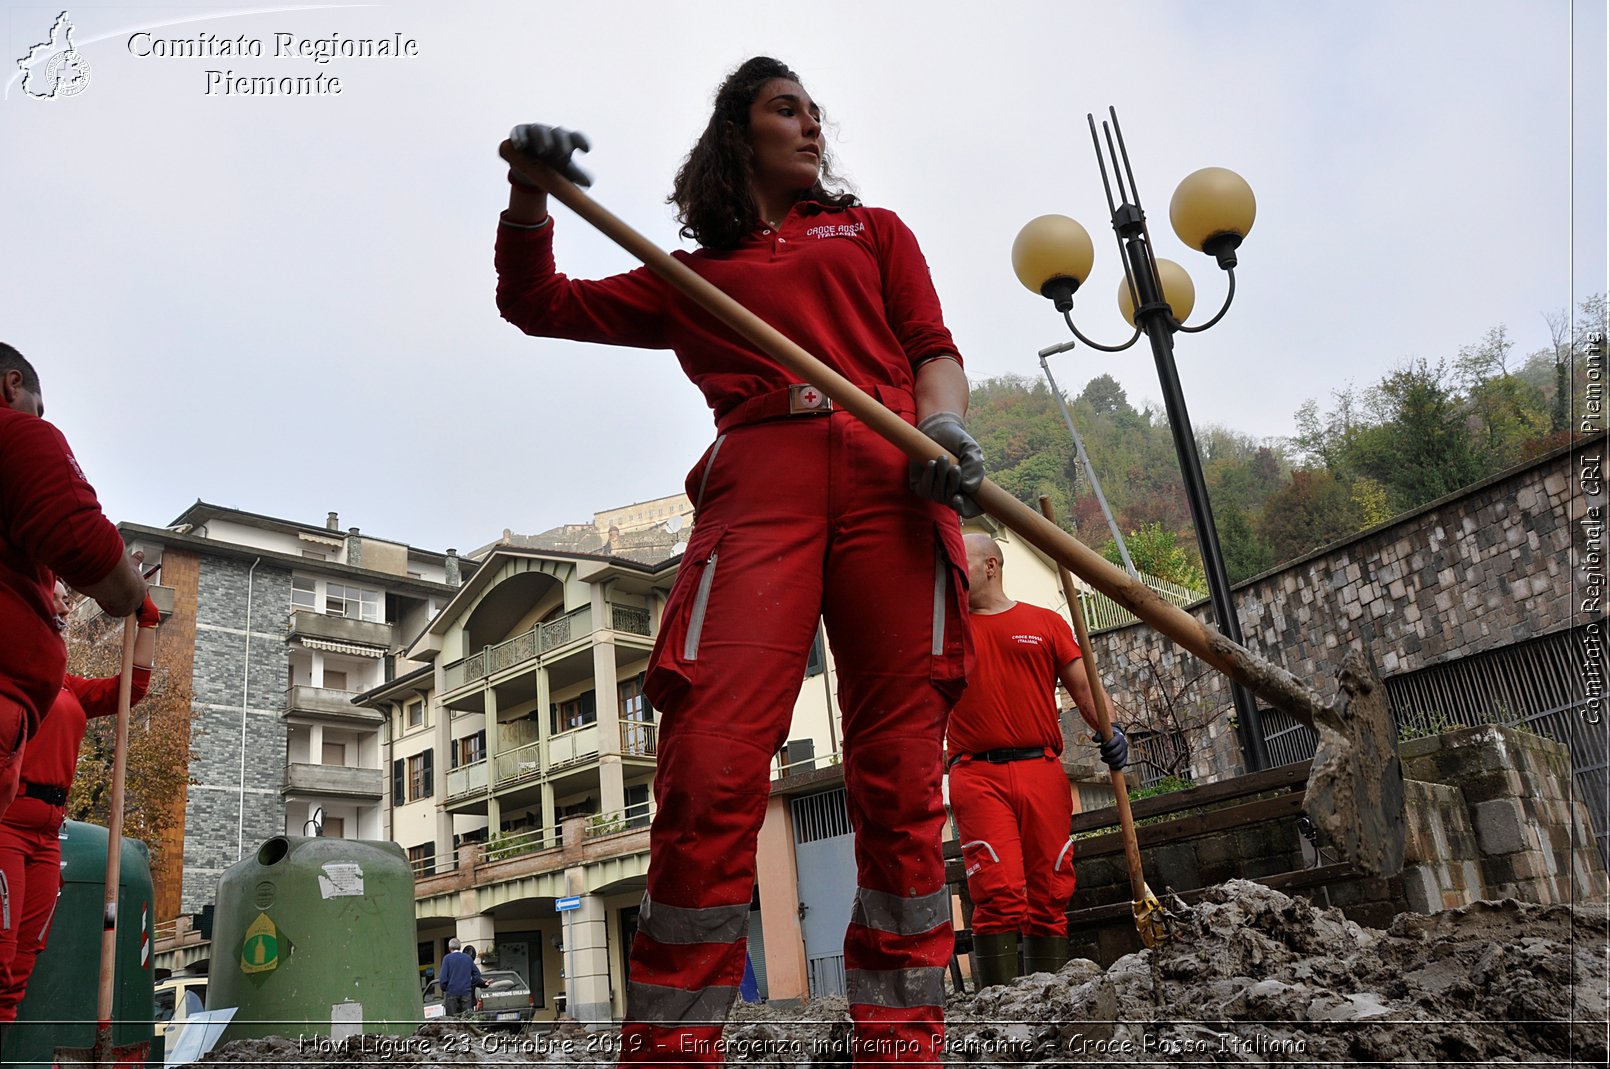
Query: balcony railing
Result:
<box><xmin>1078</xmin><ymin>573</ymin><xmax>1202</xmax><ymax>632</ymax></box>
<box><xmin>288</xmin><ymin>609</ymin><xmax>392</xmax><ymax>650</ymax></box>
<box><xmin>494</xmin><ymin>741</ymin><xmax>543</xmax><ymax>786</ymax></box>
<box><xmin>444</xmin><ymin>602</ymin><xmax>655</xmax><ymax>690</ymax></box>
<box><xmin>446</xmin><ymin>758</ymin><xmax>488</xmax><ymax>799</ymax></box>
<box><xmin>285</xmin><ymin>684</ymin><xmax>382</xmax><ymax>722</ymax></box>
<box><xmin>611</xmin><ymin>605</ymin><xmax>651</xmax><ymax>636</ymax></box>
<box><xmin>282</xmin><ymin>762</ymin><xmax>384</xmax><ymax>798</ymax></box>
<box><xmin>620</xmin><ymin>720</ymin><xmax>658</xmax><ymax>757</ymax></box>
<box><xmin>548</xmin><ymin>724</ymin><xmax>601</xmax><ymax>769</ymax></box>
<box><xmin>408</xmin><ymin>854</ymin><xmax>439</xmax><ymax>879</ymax></box>
<box><xmin>584</xmin><ymin>800</ymin><xmax>653</xmax><ymax>838</ymax></box>
<box><xmin>483</xmin><ymin>827</ymin><xmax>563</xmax><ymax>863</ymax></box>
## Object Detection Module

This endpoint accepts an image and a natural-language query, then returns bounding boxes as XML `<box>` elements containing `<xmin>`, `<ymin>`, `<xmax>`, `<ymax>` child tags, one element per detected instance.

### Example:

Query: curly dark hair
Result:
<box><xmin>670</xmin><ymin>57</ymin><xmax>859</xmax><ymax>251</ymax></box>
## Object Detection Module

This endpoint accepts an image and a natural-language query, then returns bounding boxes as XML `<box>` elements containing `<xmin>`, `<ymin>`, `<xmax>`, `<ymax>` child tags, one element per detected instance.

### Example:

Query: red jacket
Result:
<box><xmin>0</xmin><ymin>406</ymin><xmax>128</xmax><ymax>737</ymax></box>
<box><xmin>21</xmin><ymin>670</ymin><xmax>151</xmax><ymax>792</ymax></box>
<box><xmin>495</xmin><ymin>203</ymin><xmax>959</xmax><ymax>422</ymax></box>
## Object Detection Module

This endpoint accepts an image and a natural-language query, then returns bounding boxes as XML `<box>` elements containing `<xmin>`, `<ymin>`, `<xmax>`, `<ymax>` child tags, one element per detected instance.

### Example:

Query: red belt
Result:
<box><xmin>715</xmin><ymin>383</ymin><xmax>915</xmax><ymax>433</ymax></box>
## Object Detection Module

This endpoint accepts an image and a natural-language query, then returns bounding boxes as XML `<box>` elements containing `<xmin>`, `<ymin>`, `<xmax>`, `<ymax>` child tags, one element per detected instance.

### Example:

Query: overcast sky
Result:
<box><xmin>3</xmin><ymin>1</ymin><xmax>1604</xmax><ymax>555</ymax></box>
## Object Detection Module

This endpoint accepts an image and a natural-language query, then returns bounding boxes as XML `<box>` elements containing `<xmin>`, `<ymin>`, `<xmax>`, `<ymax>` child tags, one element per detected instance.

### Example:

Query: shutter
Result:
<box><xmin>422</xmin><ymin>749</ymin><xmax>434</xmax><ymax>797</ymax></box>
<box><xmin>392</xmin><ymin>759</ymin><xmax>406</xmax><ymax>806</ymax></box>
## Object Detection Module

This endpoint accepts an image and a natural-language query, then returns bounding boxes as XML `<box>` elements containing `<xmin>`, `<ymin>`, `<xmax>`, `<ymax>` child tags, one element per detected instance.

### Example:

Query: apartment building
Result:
<box><xmin>121</xmin><ymin>502</ymin><xmax>467</xmax><ymax>921</ymax></box>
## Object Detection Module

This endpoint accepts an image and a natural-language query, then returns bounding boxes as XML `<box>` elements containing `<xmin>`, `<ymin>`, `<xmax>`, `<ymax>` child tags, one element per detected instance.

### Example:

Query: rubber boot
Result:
<box><xmin>970</xmin><ymin>931</ymin><xmax>1021</xmax><ymax>990</ymax></box>
<box><xmin>1021</xmin><ymin>934</ymin><xmax>1070</xmax><ymax>976</ymax></box>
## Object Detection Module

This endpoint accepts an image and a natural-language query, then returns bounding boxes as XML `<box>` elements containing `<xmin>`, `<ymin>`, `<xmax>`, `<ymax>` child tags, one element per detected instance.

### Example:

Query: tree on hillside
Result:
<box><xmin>1101</xmin><ymin>522</ymin><xmax>1207</xmax><ymax>593</ymax></box>
<box><xmin>1256</xmin><ymin>468</ymin><xmax>1363</xmax><ymax>563</ymax></box>
<box><xmin>1217</xmin><ymin>505</ymin><xmax>1275</xmax><ymax>583</ymax></box>
<box><xmin>65</xmin><ymin>606</ymin><xmax>191</xmax><ymax>876</ymax></box>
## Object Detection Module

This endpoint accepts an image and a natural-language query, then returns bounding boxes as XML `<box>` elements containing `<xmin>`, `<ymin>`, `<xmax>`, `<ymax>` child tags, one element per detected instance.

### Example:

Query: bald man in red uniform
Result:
<box><xmin>0</xmin><ymin>344</ymin><xmax>146</xmax><ymax>815</ymax></box>
<box><xmin>947</xmin><ymin>534</ymin><xmax>1126</xmax><ymax>988</ymax></box>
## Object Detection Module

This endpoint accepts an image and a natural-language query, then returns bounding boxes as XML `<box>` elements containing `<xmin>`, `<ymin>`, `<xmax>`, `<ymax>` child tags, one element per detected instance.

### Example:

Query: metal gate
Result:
<box><xmin>790</xmin><ymin>788</ymin><xmax>855</xmax><ymax>999</ymax></box>
<box><xmin>1240</xmin><ymin>625</ymin><xmax>1605</xmax><ymax>864</ymax></box>
<box><xmin>1383</xmin><ymin>625</ymin><xmax>1608</xmax><ymax>865</ymax></box>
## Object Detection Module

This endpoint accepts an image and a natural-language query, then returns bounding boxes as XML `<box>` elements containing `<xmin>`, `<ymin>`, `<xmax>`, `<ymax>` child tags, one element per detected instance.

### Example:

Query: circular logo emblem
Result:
<box><xmin>254</xmin><ymin>880</ymin><xmax>276</xmax><ymax>908</ymax></box>
<box><xmin>44</xmin><ymin>49</ymin><xmax>90</xmax><ymax>97</ymax></box>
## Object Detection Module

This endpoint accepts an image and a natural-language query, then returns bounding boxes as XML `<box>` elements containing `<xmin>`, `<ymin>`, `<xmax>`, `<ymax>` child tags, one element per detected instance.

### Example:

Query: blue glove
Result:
<box><xmin>1094</xmin><ymin>726</ymin><xmax>1128</xmax><ymax>771</ymax></box>
<box><xmin>509</xmin><ymin>123</ymin><xmax>592</xmax><ymax>187</ymax></box>
<box><xmin>910</xmin><ymin>412</ymin><xmax>985</xmax><ymax>518</ymax></box>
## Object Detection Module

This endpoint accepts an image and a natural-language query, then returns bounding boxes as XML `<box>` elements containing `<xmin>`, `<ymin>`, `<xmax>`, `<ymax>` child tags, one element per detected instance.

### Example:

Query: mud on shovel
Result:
<box><xmin>502</xmin><ymin>143</ymin><xmax>1407</xmax><ymax>878</ymax></box>
<box><xmin>1037</xmin><ymin>496</ymin><xmax>1177</xmax><ymax>947</ymax></box>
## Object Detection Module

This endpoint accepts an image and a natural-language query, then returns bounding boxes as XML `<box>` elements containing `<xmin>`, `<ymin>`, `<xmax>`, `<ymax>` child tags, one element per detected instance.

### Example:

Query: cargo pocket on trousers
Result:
<box><xmin>929</xmin><ymin>519</ymin><xmax>972</xmax><ymax>702</ymax></box>
<box><xmin>644</xmin><ymin>522</ymin><xmax>728</xmax><ymax>714</ymax></box>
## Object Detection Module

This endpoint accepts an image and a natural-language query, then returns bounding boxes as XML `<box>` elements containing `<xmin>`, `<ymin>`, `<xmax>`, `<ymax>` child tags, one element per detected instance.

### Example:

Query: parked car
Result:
<box><xmin>421</xmin><ymin>970</ymin><xmax>534</xmax><ymax>1027</ymax></box>
<box><xmin>421</xmin><ymin>979</ymin><xmax>447</xmax><ymax>1020</ymax></box>
<box><xmin>472</xmin><ymin>970</ymin><xmax>535</xmax><ymax>1028</ymax></box>
<box><xmin>154</xmin><ymin>974</ymin><xmax>208</xmax><ymax>1046</ymax></box>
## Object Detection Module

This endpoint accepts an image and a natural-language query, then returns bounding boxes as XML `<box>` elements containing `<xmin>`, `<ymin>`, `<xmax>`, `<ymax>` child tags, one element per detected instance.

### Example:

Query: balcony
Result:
<box><xmin>442</xmin><ymin>602</ymin><xmax>653</xmax><ymax>691</ymax></box>
<box><xmin>446</xmin><ymin>758</ymin><xmax>488</xmax><ymax>800</ymax></box>
<box><xmin>282</xmin><ymin>763</ymin><xmax>384</xmax><ymax>798</ymax></box>
<box><xmin>289</xmin><ymin>610</ymin><xmax>392</xmax><ymax>651</ymax></box>
<box><xmin>285</xmin><ymin>685</ymin><xmax>383</xmax><ymax>724</ymax></box>
<box><xmin>620</xmin><ymin>720</ymin><xmax>658</xmax><ymax>758</ymax></box>
<box><xmin>494</xmin><ymin>741</ymin><xmax>543</xmax><ymax>787</ymax></box>
<box><xmin>548</xmin><ymin>724</ymin><xmax>601</xmax><ymax>770</ymax></box>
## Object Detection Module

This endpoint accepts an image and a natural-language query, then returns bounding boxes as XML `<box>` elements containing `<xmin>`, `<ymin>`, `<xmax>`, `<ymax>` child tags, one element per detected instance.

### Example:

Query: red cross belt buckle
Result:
<box><xmin>788</xmin><ymin>383</ymin><xmax>834</xmax><ymax>414</ymax></box>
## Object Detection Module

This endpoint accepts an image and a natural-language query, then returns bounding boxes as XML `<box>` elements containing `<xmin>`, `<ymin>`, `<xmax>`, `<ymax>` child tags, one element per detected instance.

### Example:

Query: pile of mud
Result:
<box><xmin>194</xmin><ymin>881</ymin><xmax>1607</xmax><ymax>1067</ymax></box>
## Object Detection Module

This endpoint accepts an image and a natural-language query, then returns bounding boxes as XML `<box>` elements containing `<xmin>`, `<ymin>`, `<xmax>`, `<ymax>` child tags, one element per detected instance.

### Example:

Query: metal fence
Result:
<box><xmin>1080</xmin><ymin>573</ymin><xmax>1203</xmax><ymax>632</ymax></box>
<box><xmin>1383</xmin><ymin>625</ymin><xmax>1607</xmax><ymax>864</ymax></box>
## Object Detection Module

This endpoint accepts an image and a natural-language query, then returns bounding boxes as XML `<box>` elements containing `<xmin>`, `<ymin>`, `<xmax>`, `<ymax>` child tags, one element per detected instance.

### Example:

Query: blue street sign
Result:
<box><xmin>556</xmin><ymin>896</ymin><xmax>582</xmax><ymax>912</ymax></box>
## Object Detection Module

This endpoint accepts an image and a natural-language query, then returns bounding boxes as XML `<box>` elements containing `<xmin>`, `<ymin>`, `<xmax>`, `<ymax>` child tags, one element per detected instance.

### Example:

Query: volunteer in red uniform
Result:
<box><xmin>0</xmin><ymin>344</ymin><xmax>146</xmax><ymax>816</ymax></box>
<box><xmin>496</xmin><ymin>57</ymin><xmax>983</xmax><ymax>1066</ymax></box>
<box><xmin>0</xmin><ymin>581</ymin><xmax>160</xmax><ymax>1023</ymax></box>
<box><xmin>947</xmin><ymin>534</ymin><xmax>1127</xmax><ymax>987</ymax></box>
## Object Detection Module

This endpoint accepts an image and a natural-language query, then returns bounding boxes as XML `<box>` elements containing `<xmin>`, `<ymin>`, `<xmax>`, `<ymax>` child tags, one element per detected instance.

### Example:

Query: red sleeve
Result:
<box><xmin>1046</xmin><ymin>606</ymin><xmax>1081</xmax><ymax>666</ymax></box>
<box><xmin>65</xmin><ymin>666</ymin><xmax>151</xmax><ymax>720</ymax></box>
<box><xmin>870</xmin><ymin>209</ymin><xmax>960</xmax><ymax>370</ymax></box>
<box><xmin>494</xmin><ymin>217</ymin><xmax>671</xmax><ymax>350</ymax></box>
<box><xmin>0</xmin><ymin>414</ymin><xmax>126</xmax><ymax>590</ymax></box>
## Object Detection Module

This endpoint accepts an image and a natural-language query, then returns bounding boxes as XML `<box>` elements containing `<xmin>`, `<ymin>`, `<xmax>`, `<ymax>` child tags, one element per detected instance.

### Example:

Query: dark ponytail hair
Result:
<box><xmin>670</xmin><ymin>57</ymin><xmax>858</xmax><ymax>251</ymax></box>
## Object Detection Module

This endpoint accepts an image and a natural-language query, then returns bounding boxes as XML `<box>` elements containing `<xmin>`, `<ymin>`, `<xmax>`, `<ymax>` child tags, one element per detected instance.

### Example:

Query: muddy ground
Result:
<box><xmin>195</xmin><ymin>881</ymin><xmax>1608</xmax><ymax>1067</ymax></box>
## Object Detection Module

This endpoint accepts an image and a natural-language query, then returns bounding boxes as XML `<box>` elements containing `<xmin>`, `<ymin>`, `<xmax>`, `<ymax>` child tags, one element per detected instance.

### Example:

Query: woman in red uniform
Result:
<box><xmin>496</xmin><ymin>57</ymin><xmax>983</xmax><ymax>1066</ymax></box>
<box><xmin>0</xmin><ymin>582</ymin><xmax>159</xmax><ymax>1023</ymax></box>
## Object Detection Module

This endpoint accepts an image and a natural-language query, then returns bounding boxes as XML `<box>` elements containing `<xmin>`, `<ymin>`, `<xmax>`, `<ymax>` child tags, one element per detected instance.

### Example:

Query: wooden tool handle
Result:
<box><xmin>95</xmin><ymin>615</ymin><xmax>137</xmax><ymax>1040</ymax></box>
<box><xmin>1038</xmin><ymin>497</ymin><xmax>1149</xmax><ymax>903</ymax></box>
<box><xmin>501</xmin><ymin>143</ymin><xmax>1327</xmax><ymax>728</ymax></box>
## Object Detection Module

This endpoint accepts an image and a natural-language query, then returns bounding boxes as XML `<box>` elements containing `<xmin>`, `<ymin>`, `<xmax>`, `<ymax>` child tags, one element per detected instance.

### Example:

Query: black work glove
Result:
<box><xmin>1094</xmin><ymin>725</ymin><xmax>1129</xmax><ymax>771</ymax></box>
<box><xmin>910</xmin><ymin>412</ymin><xmax>985</xmax><ymax>518</ymax></box>
<box><xmin>508</xmin><ymin>124</ymin><xmax>592</xmax><ymax>187</ymax></box>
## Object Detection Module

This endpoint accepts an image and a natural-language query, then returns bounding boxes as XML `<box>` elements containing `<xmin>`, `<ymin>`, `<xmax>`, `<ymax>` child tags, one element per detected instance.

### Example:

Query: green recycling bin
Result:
<box><xmin>208</xmin><ymin>836</ymin><xmax>422</xmax><ymax>1042</ymax></box>
<box><xmin>7</xmin><ymin>821</ymin><xmax>155</xmax><ymax>1069</ymax></box>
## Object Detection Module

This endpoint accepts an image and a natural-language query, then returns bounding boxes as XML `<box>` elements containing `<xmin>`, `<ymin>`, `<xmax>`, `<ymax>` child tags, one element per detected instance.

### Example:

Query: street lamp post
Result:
<box><xmin>1011</xmin><ymin>108</ymin><xmax>1271</xmax><ymax>772</ymax></box>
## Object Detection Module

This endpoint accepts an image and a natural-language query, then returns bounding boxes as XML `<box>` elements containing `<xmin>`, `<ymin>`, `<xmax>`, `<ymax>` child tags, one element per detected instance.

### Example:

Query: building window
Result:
<box><xmin>302</xmin><ymin>550</ymin><xmax>328</xmax><ymax>561</ymax></box>
<box><xmin>395</xmin><ymin>751</ymin><xmax>435</xmax><ymax>804</ymax></box>
<box><xmin>323</xmin><ymin>669</ymin><xmax>349</xmax><ymax>691</ymax></box>
<box><xmin>322</xmin><ymin>816</ymin><xmax>345</xmax><ymax>838</ymax></box>
<box><xmin>454</xmin><ymin>730</ymin><xmax>485</xmax><ymax>768</ymax></box>
<box><xmin>552</xmin><ymin>691</ymin><xmax>597</xmax><ymax>734</ymax></box>
<box><xmin>326</xmin><ymin>583</ymin><xmax>383</xmax><ymax>622</ymax></box>
<box><xmin>618</xmin><ymin>678</ymin><xmax>653</xmax><ymax>723</ymax></box>
<box><xmin>322</xmin><ymin>741</ymin><xmax>346</xmax><ymax>766</ymax></box>
<box><xmin>292</xmin><ymin>576</ymin><xmax>317</xmax><ymax>612</ymax></box>
<box><xmin>805</xmin><ymin>630</ymin><xmax>826</xmax><ymax>678</ymax></box>
<box><xmin>407</xmin><ymin>843</ymin><xmax>436</xmax><ymax>878</ymax></box>
<box><xmin>406</xmin><ymin>700</ymin><xmax>425</xmax><ymax>729</ymax></box>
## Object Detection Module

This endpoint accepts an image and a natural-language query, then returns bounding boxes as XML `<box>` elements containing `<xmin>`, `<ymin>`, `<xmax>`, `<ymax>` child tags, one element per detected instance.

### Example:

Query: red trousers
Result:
<box><xmin>0</xmin><ymin>798</ymin><xmax>64</xmax><ymax>1021</ymax></box>
<box><xmin>621</xmin><ymin>407</ymin><xmax>969</xmax><ymax>1068</ymax></box>
<box><xmin>949</xmin><ymin>756</ymin><xmax>1075</xmax><ymax>936</ymax></box>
